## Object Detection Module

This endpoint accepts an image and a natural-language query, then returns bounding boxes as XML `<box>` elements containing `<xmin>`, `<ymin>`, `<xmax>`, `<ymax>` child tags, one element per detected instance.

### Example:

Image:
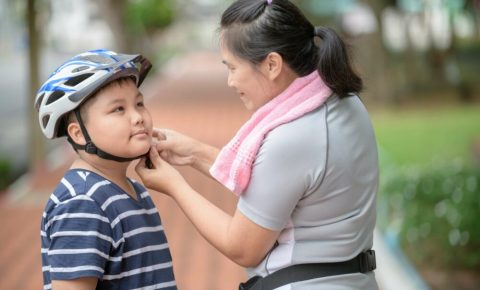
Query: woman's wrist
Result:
<box><xmin>191</xmin><ymin>142</ymin><xmax>219</xmax><ymax>172</ymax></box>
<box><xmin>169</xmin><ymin>179</ymin><xmax>194</xmax><ymax>201</ymax></box>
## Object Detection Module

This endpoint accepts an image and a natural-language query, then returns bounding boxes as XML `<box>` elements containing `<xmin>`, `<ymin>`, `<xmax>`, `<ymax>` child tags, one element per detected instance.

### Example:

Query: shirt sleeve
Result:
<box><xmin>46</xmin><ymin>197</ymin><xmax>112</xmax><ymax>281</ymax></box>
<box><xmin>238</xmin><ymin>115</ymin><xmax>328</xmax><ymax>231</ymax></box>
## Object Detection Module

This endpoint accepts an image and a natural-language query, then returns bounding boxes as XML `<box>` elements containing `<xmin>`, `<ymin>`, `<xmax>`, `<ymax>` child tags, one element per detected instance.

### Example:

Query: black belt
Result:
<box><xmin>239</xmin><ymin>250</ymin><xmax>376</xmax><ymax>290</ymax></box>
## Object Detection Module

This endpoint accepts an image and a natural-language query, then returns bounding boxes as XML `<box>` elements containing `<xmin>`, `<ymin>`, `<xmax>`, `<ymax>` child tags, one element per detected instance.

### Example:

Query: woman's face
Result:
<box><xmin>220</xmin><ymin>45</ymin><xmax>275</xmax><ymax>111</ymax></box>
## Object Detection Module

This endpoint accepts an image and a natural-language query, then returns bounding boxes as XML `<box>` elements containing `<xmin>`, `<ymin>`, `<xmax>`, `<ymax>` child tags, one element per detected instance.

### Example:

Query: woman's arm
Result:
<box><xmin>136</xmin><ymin>147</ymin><xmax>280</xmax><ymax>267</ymax></box>
<box><xmin>153</xmin><ymin>128</ymin><xmax>219</xmax><ymax>177</ymax></box>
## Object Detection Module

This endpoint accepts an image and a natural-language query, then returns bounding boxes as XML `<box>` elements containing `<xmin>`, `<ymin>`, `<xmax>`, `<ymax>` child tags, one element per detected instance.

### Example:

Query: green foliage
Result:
<box><xmin>378</xmin><ymin>161</ymin><xmax>480</xmax><ymax>269</ymax></box>
<box><xmin>375</xmin><ymin>106</ymin><xmax>480</xmax><ymax>270</ymax></box>
<box><xmin>125</xmin><ymin>0</ymin><xmax>175</xmax><ymax>34</ymax></box>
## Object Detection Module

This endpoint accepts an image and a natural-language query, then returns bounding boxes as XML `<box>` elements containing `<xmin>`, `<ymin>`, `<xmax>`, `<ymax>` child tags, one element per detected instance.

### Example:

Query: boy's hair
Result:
<box><xmin>35</xmin><ymin>49</ymin><xmax>151</xmax><ymax>140</ymax></box>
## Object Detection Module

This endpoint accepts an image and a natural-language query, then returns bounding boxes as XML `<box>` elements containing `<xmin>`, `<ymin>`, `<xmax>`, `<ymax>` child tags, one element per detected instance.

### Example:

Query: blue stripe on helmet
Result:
<box><xmin>38</xmin><ymin>77</ymin><xmax>75</xmax><ymax>93</ymax></box>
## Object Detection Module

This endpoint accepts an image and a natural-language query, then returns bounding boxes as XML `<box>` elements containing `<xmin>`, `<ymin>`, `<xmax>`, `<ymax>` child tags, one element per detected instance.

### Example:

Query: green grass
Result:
<box><xmin>371</xmin><ymin>105</ymin><xmax>480</xmax><ymax>168</ymax></box>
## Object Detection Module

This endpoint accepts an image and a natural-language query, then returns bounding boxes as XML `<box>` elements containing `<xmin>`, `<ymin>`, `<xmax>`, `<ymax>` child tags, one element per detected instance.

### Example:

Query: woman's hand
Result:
<box><xmin>135</xmin><ymin>145</ymin><xmax>188</xmax><ymax>197</ymax></box>
<box><xmin>137</xmin><ymin>147</ymin><xmax>280</xmax><ymax>268</ymax></box>
<box><xmin>153</xmin><ymin>128</ymin><xmax>220</xmax><ymax>176</ymax></box>
<box><xmin>152</xmin><ymin>128</ymin><xmax>198</xmax><ymax>166</ymax></box>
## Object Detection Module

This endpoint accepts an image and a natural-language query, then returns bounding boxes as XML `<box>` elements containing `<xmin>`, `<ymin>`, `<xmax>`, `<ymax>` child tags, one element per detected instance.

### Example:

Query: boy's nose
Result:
<box><xmin>132</xmin><ymin>109</ymin><xmax>144</xmax><ymax>124</ymax></box>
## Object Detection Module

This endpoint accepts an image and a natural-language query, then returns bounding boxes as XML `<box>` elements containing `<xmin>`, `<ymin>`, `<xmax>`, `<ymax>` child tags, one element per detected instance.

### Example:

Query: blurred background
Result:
<box><xmin>0</xmin><ymin>0</ymin><xmax>479</xmax><ymax>289</ymax></box>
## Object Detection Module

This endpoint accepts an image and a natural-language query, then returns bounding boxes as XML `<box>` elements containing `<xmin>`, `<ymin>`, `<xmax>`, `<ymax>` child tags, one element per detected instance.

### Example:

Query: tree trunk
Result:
<box><xmin>27</xmin><ymin>0</ymin><xmax>45</xmax><ymax>171</ymax></box>
<box><xmin>97</xmin><ymin>0</ymin><xmax>132</xmax><ymax>53</ymax></box>
<box><xmin>359</xmin><ymin>0</ymin><xmax>396</xmax><ymax>105</ymax></box>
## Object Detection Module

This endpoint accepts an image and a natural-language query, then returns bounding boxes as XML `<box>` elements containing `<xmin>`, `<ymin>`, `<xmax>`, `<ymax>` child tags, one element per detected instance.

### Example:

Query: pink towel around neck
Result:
<box><xmin>209</xmin><ymin>70</ymin><xmax>332</xmax><ymax>195</ymax></box>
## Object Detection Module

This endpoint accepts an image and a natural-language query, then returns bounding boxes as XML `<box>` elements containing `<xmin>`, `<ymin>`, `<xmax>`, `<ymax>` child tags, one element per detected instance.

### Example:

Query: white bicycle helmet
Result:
<box><xmin>34</xmin><ymin>49</ymin><xmax>152</xmax><ymax>162</ymax></box>
<box><xmin>35</xmin><ymin>49</ymin><xmax>152</xmax><ymax>139</ymax></box>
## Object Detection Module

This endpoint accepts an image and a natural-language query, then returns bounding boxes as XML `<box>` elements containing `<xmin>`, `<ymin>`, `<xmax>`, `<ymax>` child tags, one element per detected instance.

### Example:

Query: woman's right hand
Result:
<box><xmin>153</xmin><ymin>128</ymin><xmax>220</xmax><ymax>176</ymax></box>
<box><xmin>153</xmin><ymin>128</ymin><xmax>199</xmax><ymax>166</ymax></box>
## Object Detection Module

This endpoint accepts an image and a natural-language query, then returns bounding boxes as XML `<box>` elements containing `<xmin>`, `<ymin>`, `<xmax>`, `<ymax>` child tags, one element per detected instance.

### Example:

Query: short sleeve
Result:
<box><xmin>46</xmin><ymin>198</ymin><xmax>112</xmax><ymax>280</ymax></box>
<box><xmin>238</xmin><ymin>113</ymin><xmax>327</xmax><ymax>231</ymax></box>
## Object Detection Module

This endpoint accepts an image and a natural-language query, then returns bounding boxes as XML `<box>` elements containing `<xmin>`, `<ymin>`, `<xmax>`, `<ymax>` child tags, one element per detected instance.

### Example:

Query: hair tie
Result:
<box><xmin>266</xmin><ymin>0</ymin><xmax>273</xmax><ymax>5</ymax></box>
<box><xmin>313</xmin><ymin>26</ymin><xmax>324</xmax><ymax>39</ymax></box>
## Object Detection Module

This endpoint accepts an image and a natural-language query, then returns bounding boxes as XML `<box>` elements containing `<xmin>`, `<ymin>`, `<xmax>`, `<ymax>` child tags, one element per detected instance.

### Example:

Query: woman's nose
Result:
<box><xmin>227</xmin><ymin>74</ymin><xmax>235</xmax><ymax>88</ymax></box>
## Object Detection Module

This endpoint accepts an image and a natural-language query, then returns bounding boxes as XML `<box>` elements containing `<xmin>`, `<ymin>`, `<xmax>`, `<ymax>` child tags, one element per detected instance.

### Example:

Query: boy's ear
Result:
<box><xmin>67</xmin><ymin>122</ymin><xmax>86</xmax><ymax>145</ymax></box>
<box><xmin>263</xmin><ymin>52</ymin><xmax>283</xmax><ymax>81</ymax></box>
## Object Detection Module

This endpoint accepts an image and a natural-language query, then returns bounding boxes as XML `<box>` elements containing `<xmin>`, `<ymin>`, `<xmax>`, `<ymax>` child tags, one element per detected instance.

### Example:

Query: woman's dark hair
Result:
<box><xmin>220</xmin><ymin>0</ymin><xmax>363</xmax><ymax>97</ymax></box>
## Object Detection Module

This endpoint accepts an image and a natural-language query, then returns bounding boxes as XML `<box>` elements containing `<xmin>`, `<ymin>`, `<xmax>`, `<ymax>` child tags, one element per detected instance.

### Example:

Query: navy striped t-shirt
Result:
<box><xmin>40</xmin><ymin>169</ymin><xmax>176</xmax><ymax>290</ymax></box>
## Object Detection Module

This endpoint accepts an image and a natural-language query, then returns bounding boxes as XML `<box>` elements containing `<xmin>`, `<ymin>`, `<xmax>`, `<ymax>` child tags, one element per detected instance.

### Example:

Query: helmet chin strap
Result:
<box><xmin>68</xmin><ymin>110</ymin><xmax>146</xmax><ymax>162</ymax></box>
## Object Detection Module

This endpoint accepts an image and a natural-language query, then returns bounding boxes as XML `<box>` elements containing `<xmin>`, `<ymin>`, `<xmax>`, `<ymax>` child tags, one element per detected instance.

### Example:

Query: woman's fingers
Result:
<box><xmin>149</xmin><ymin>144</ymin><xmax>166</xmax><ymax>168</ymax></box>
<box><xmin>152</xmin><ymin>128</ymin><xmax>167</xmax><ymax>140</ymax></box>
<box><xmin>155</xmin><ymin>139</ymin><xmax>174</xmax><ymax>151</ymax></box>
<box><xmin>159</xmin><ymin>150</ymin><xmax>170</xmax><ymax>161</ymax></box>
<box><xmin>152</xmin><ymin>129</ymin><xmax>177</xmax><ymax>152</ymax></box>
<box><xmin>135</xmin><ymin>156</ymin><xmax>148</xmax><ymax>175</ymax></box>
<box><xmin>136</xmin><ymin>147</ymin><xmax>162</xmax><ymax>172</ymax></box>
<box><xmin>150</xmin><ymin>128</ymin><xmax>195</xmax><ymax>166</ymax></box>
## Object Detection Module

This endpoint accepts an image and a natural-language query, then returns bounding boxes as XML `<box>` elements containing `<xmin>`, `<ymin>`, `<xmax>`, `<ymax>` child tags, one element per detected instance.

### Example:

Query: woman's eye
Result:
<box><xmin>137</xmin><ymin>101</ymin><xmax>145</xmax><ymax>107</ymax></box>
<box><xmin>113</xmin><ymin>106</ymin><xmax>124</xmax><ymax>112</ymax></box>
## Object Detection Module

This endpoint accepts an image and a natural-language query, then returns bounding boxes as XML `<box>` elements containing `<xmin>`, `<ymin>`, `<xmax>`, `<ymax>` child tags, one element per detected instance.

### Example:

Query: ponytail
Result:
<box><xmin>220</xmin><ymin>1</ymin><xmax>363</xmax><ymax>98</ymax></box>
<box><xmin>314</xmin><ymin>27</ymin><xmax>363</xmax><ymax>98</ymax></box>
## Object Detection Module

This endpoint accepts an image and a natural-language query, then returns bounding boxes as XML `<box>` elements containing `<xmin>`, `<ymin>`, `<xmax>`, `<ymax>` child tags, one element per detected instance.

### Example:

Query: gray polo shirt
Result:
<box><xmin>238</xmin><ymin>95</ymin><xmax>379</xmax><ymax>289</ymax></box>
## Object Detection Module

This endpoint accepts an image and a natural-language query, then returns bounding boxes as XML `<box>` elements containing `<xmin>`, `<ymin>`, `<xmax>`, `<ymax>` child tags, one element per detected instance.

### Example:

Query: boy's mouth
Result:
<box><xmin>131</xmin><ymin>129</ymin><xmax>148</xmax><ymax>138</ymax></box>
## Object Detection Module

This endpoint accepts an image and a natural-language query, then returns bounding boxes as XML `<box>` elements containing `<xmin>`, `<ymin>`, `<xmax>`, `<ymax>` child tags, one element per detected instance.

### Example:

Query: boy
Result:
<box><xmin>35</xmin><ymin>50</ymin><xmax>176</xmax><ymax>290</ymax></box>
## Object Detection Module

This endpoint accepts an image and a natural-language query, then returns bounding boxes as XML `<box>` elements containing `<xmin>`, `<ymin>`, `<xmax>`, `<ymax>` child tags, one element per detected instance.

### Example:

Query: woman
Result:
<box><xmin>136</xmin><ymin>0</ymin><xmax>379</xmax><ymax>289</ymax></box>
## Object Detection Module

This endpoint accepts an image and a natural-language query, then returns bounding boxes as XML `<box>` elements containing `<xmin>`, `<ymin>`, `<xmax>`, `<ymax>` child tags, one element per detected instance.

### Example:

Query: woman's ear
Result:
<box><xmin>67</xmin><ymin>122</ymin><xmax>86</xmax><ymax>145</ymax></box>
<box><xmin>263</xmin><ymin>52</ymin><xmax>283</xmax><ymax>81</ymax></box>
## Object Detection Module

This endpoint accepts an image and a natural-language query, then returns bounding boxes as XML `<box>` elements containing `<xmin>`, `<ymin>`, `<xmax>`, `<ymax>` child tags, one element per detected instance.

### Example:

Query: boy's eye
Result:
<box><xmin>113</xmin><ymin>106</ymin><xmax>124</xmax><ymax>112</ymax></box>
<box><xmin>137</xmin><ymin>101</ymin><xmax>144</xmax><ymax>107</ymax></box>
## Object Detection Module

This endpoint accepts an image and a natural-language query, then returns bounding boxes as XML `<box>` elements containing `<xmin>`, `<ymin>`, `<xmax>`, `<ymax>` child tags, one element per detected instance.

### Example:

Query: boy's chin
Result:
<box><xmin>116</xmin><ymin>148</ymin><xmax>150</xmax><ymax>160</ymax></box>
<box><xmin>131</xmin><ymin>142</ymin><xmax>151</xmax><ymax>154</ymax></box>
<box><xmin>135</xmin><ymin>146</ymin><xmax>151</xmax><ymax>157</ymax></box>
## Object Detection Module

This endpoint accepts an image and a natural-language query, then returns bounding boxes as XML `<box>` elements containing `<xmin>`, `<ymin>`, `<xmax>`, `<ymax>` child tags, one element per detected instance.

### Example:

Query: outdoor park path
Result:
<box><xmin>0</xmin><ymin>52</ymin><xmax>251</xmax><ymax>290</ymax></box>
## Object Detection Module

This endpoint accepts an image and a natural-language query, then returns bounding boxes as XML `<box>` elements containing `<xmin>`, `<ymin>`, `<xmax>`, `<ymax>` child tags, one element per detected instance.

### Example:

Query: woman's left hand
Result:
<box><xmin>136</xmin><ymin>149</ymin><xmax>280</xmax><ymax>267</ymax></box>
<box><xmin>135</xmin><ymin>146</ymin><xmax>187</xmax><ymax>197</ymax></box>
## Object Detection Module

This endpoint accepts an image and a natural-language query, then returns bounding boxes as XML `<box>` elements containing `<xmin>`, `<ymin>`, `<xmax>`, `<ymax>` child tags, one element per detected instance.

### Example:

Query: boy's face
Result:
<box><xmin>82</xmin><ymin>80</ymin><xmax>153</xmax><ymax>159</ymax></box>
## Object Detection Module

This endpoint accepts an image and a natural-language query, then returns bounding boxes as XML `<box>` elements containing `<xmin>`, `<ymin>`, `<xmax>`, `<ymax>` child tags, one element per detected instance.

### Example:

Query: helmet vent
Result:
<box><xmin>64</xmin><ymin>73</ymin><xmax>94</xmax><ymax>87</ymax></box>
<box><xmin>42</xmin><ymin>115</ymin><xmax>50</xmax><ymax>129</ymax></box>
<box><xmin>79</xmin><ymin>55</ymin><xmax>115</xmax><ymax>64</ymax></box>
<box><xmin>46</xmin><ymin>90</ymin><xmax>65</xmax><ymax>105</ymax></box>
<box><xmin>72</xmin><ymin>65</ymin><xmax>89</xmax><ymax>73</ymax></box>
<box><xmin>35</xmin><ymin>93</ymin><xmax>45</xmax><ymax>110</ymax></box>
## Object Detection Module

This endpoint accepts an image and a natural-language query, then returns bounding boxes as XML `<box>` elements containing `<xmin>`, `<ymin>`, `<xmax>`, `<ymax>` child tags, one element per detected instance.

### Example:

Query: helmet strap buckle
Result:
<box><xmin>85</xmin><ymin>142</ymin><xmax>97</xmax><ymax>154</ymax></box>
